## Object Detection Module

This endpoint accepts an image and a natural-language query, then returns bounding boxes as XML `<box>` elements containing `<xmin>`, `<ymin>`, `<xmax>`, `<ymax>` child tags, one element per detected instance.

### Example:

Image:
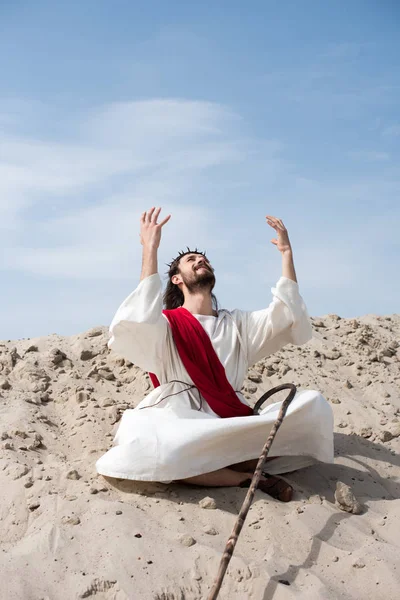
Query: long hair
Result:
<box><xmin>163</xmin><ymin>251</ymin><xmax>219</xmax><ymax>311</ymax></box>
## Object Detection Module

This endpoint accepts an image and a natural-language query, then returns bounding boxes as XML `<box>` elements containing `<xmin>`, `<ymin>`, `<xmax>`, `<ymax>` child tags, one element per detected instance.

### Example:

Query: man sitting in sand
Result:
<box><xmin>96</xmin><ymin>208</ymin><xmax>334</xmax><ymax>502</ymax></box>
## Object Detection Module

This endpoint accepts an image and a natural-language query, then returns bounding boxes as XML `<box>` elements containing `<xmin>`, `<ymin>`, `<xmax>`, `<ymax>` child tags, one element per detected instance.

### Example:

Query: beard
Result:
<box><xmin>181</xmin><ymin>265</ymin><xmax>216</xmax><ymax>294</ymax></box>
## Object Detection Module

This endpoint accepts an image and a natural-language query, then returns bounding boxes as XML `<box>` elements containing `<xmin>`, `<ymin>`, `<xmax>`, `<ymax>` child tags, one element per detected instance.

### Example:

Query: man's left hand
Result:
<box><xmin>266</xmin><ymin>215</ymin><xmax>292</xmax><ymax>254</ymax></box>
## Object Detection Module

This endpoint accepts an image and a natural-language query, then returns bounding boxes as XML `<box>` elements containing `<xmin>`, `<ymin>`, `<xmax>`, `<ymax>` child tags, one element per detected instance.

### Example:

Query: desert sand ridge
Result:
<box><xmin>0</xmin><ymin>313</ymin><xmax>399</xmax><ymax>599</ymax></box>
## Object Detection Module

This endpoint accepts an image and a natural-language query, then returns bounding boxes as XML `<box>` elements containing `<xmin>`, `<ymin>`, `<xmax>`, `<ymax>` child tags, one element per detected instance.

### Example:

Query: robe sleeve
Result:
<box><xmin>235</xmin><ymin>276</ymin><xmax>313</xmax><ymax>368</ymax></box>
<box><xmin>107</xmin><ymin>273</ymin><xmax>168</xmax><ymax>373</ymax></box>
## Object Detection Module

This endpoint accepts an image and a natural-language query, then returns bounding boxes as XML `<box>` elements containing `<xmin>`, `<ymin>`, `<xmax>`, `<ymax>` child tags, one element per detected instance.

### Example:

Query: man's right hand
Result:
<box><xmin>140</xmin><ymin>207</ymin><xmax>171</xmax><ymax>249</ymax></box>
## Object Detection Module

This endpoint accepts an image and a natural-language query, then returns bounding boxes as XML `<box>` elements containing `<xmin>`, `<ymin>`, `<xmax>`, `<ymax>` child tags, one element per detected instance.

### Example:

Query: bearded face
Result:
<box><xmin>176</xmin><ymin>253</ymin><xmax>216</xmax><ymax>293</ymax></box>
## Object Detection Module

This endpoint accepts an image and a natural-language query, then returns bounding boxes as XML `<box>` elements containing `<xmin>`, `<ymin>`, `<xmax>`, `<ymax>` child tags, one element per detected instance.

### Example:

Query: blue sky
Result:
<box><xmin>1</xmin><ymin>1</ymin><xmax>399</xmax><ymax>339</ymax></box>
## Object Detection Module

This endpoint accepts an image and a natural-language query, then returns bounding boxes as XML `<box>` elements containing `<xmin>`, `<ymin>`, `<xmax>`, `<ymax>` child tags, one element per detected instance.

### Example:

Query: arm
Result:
<box><xmin>266</xmin><ymin>214</ymin><xmax>297</xmax><ymax>283</ymax></box>
<box><xmin>140</xmin><ymin>206</ymin><xmax>170</xmax><ymax>280</ymax></box>
<box><xmin>140</xmin><ymin>245</ymin><xmax>158</xmax><ymax>281</ymax></box>
<box><xmin>109</xmin><ymin>207</ymin><xmax>171</xmax><ymax>373</ymax></box>
<box><xmin>236</xmin><ymin>215</ymin><xmax>311</xmax><ymax>367</ymax></box>
<box><xmin>240</xmin><ymin>277</ymin><xmax>312</xmax><ymax>367</ymax></box>
<box><xmin>281</xmin><ymin>250</ymin><xmax>297</xmax><ymax>283</ymax></box>
<box><xmin>108</xmin><ymin>274</ymin><xmax>167</xmax><ymax>373</ymax></box>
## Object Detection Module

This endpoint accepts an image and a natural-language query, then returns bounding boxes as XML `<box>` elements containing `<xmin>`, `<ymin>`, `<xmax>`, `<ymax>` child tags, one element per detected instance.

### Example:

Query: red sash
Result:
<box><xmin>149</xmin><ymin>307</ymin><xmax>253</xmax><ymax>418</ymax></box>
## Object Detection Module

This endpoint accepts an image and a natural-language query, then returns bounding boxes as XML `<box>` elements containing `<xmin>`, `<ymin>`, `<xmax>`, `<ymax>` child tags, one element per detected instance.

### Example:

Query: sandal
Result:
<box><xmin>239</xmin><ymin>474</ymin><xmax>293</xmax><ymax>502</ymax></box>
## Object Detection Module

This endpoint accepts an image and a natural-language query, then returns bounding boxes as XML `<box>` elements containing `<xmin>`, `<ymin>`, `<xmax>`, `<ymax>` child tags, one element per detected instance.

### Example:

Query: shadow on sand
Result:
<box><xmin>99</xmin><ymin>430</ymin><xmax>399</xmax><ymax>599</ymax></box>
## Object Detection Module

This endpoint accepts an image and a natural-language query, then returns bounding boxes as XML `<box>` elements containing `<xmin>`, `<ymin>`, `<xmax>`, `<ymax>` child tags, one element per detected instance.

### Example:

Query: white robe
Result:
<box><xmin>95</xmin><ymin>274</ymin><xmax>334</xmax><ymax>482</ymax></box>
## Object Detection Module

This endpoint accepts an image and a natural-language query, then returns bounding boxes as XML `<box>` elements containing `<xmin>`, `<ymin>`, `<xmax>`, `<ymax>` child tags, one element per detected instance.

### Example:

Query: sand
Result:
<box><xmin>0</xmin><ymin>313</ymin><xmax>399</xmax><ymax>599</ymax></box>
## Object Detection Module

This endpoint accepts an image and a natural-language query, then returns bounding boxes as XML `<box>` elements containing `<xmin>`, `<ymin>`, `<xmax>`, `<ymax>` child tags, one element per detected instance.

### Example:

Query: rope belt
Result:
<box><xmin>138</xmin><ymin>379</ymin><xmax>246</xmax><ymax>413</ymax></box>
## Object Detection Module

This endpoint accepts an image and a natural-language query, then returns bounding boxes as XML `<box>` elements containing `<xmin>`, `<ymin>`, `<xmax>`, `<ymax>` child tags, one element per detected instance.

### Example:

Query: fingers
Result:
<box><xmin>142</xmin><ymin>207</ymin><xmax>167</xmax><ymax>225</ymax></box>
<box><xmin>146</xmin><ymin>207</ymin><xmax>156</xmax><ymax>223</ymax></box>
<box><xmin>159</xmin><ymin>214</ymin><xmax>171</xmax><ymax>227</ymax></box>
<box><xmin>266</xmin><ymin>215</ymin><xmax>282</xmax><ymax>224</ymax></box>
<box><xmin>141</xmin><ymin>208</ymin><xmax>152</xmax><ymax>224</ymax></box>
<box><xmin>266</xmin><ymin>215</ymin><xmax>286</xmax><ymax>229</ymax></box>
<box><xmin>266</xmin><ymin>217</ymin><xmax>279</xmax><ymax>230</ymax></box>
<box><xmin>152</xmin><ymin>207</ymin><xmax>162</xmax><ymax>223</ymax></box>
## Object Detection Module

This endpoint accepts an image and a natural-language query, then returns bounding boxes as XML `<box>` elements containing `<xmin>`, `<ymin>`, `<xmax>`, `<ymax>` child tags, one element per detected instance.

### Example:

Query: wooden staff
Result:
<box><xmin>207</xmin><ymin>383</ymin><xmax>297</xmax><ymax>600</ymax></box>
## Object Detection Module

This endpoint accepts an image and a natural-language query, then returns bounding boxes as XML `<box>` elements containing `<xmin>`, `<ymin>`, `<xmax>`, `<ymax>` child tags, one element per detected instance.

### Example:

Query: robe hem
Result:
<box><xmin>95</xmin><ymin>455</ymin><xmax>333</xmax><ymax>483</ymax></box>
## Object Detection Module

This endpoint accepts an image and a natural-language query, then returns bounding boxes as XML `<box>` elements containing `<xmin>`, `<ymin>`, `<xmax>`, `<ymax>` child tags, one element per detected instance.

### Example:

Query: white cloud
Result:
<box><xmin>0</xmin><ymin>99</ymin><xmax>269</xmax><ymax>282</ymax></box>
<box><xmin>1</xmin><ymin>97</ymin><xmax>399</xmax><ymax>339</ymax></box>
<box><xmin>3</xmin><ymin>199</ymin><xmax>219</xmax><ymax>280</ymax></box>
<box><xmin>83</xmin><ymin>100</ymin><xmax>239</xmax><ymax>144</ymax></box>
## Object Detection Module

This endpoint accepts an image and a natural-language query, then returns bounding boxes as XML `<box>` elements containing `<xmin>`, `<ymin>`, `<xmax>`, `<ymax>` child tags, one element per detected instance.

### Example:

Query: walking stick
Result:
<box><xmin>207</xmin><ymin>383</ymin><xmax>297</xmax><ymax>600</ymax></box>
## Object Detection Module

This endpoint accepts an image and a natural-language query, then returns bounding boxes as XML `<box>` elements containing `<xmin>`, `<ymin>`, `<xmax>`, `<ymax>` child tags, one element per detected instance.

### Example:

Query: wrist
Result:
<box><xmin>281</xmin><ymin>248</ymin><xmax>293</xmax><ymax>257</ymax></box>
<box><xmin>140</xmin><ymin>246</ymin><xmax>158</xmax><ymax>281</ymax></box>
<box><xmin>143</xmin><ymin>243</ymin><xmax>159</xmax><ymax>254</ymax></box>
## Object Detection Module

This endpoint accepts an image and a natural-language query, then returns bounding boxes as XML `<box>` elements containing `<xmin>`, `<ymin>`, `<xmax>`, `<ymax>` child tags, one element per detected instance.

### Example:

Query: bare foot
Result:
<box><xmin>239</xmin><ymin>474</ymin><xmax>293</xmax><ymax>502</ymax></box>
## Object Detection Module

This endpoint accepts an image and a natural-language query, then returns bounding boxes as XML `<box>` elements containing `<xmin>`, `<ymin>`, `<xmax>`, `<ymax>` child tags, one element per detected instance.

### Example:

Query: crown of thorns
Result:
<box><xmin>166</xmin><ymin>247</ymin><xmax>207</xmax><ymax>269</ymax></box>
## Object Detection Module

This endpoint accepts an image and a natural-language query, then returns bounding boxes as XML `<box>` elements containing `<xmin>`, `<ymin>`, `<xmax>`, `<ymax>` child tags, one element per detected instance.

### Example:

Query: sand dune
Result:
<box><xmin>1</xmin><ymin>313</ymin><xmax>399</xmax><ymax>599</ymax></box>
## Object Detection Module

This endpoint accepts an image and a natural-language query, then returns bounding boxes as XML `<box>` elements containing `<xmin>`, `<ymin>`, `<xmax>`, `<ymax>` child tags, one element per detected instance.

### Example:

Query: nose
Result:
<box><xmin>196</xmin><ymin>260</ymin><xmax>208</xmax><ymax>270</ymax></box>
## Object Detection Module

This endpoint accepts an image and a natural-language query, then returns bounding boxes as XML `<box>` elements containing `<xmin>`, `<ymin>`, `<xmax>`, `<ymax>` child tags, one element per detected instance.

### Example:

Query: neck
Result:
<box><xmin>181</xmin><ymin>290</ymin><xmax>216</xmax><ymax>316</ymax></box>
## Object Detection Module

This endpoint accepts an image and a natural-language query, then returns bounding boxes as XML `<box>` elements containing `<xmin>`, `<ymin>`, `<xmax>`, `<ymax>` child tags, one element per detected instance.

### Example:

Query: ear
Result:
<box><xmin>171</xmin><ymin>274</ymin><xmax>183</xmax><ymax>285</ymax></box>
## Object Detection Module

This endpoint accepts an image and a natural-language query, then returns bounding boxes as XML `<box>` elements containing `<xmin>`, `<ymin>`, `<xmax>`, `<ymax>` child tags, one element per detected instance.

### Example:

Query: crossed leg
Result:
<box><xmin>182</xmin><ymin>467</ymin><xmax>254</xmax><ymax>487</ymax></box>
<box><xmin>182</xmin><ymin>457</ymin><xmax>280</xmax><ymax>487</ymax></box>
<box><xmin>229</xmin><ymin>457</ymin><xmax>278</xmax><ymax>473</ymax></box>
<box><xmin>180</xmin><ymin>456</ymin><xmax>292</xmax><ymax>501</ymax></box>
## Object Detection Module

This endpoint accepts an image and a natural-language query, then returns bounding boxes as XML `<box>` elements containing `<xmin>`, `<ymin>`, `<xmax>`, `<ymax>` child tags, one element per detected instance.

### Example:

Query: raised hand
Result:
<box><xmin>140</xmin><ymin>207</ymin><xmax>171</xmax><ymax>249</ymax></box>
<box><xmin>266</xmin><ymin>215</ymin><xmax>292</xmax><ymax>254</ymax></box>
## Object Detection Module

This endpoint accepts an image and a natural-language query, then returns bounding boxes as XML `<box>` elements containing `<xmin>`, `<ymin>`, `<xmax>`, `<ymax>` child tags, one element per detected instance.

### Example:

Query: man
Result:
<box><xmin>96</xmin><ymin>208</ymin><xmax>334</xmax><ymax>502</ymax></box>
